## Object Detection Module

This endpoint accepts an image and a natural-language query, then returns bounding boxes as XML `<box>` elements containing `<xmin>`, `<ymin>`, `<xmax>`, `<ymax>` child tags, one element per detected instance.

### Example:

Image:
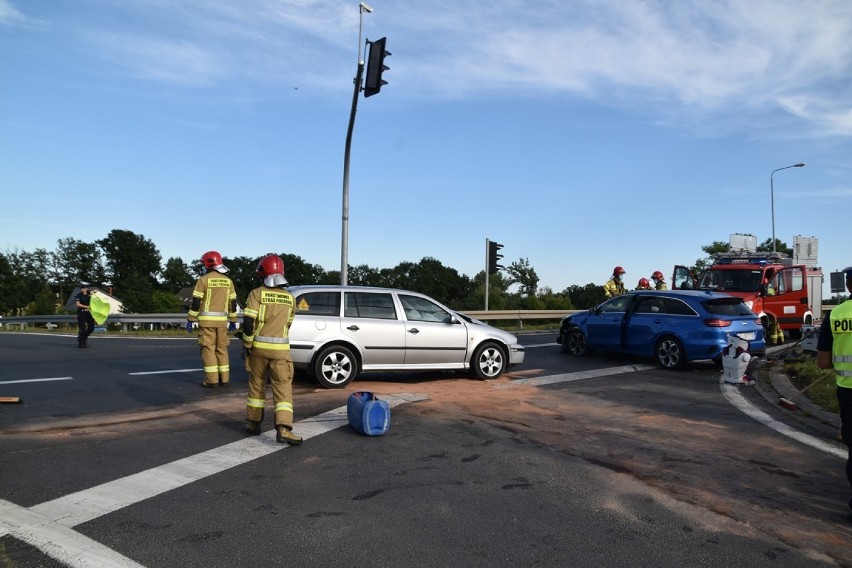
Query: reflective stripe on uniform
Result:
<box><xmin>275</xmin><ymin>402</ymin><xmax>293</xmax><ymax>413</ymax></box>
<box><xmin>829</xmin><ymin>301</ymin><xmax>852</xmax><ymax>388</ymax></box>
<box><xmin>200</xmin><ymin>311</ymin><xmax>228</xmax><ymax>317</ymax></box>
<box><xmin>247</xmin><ymin>397</ymin><xmax>265</xmax><ymax>408</ymax></box>
<box><xmin>256</xmin><ymin>336</ymin><xmax>289</xmax><ymax>344</ymax></box>
<box><xmin>252</xmin><ymin>341</ymin><xmax>291</xmax><ymax>351</ymax></box>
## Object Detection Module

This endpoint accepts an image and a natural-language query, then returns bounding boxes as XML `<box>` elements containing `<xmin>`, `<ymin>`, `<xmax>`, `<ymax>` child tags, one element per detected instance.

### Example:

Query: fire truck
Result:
<box><xmin>672</xmin><ymin>251</ymin><xmax>815</xmax><ymax>340</ymax></box>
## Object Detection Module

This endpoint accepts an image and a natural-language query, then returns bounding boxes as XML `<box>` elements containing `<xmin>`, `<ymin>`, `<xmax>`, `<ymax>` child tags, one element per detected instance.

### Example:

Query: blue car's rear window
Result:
<box><xmin>702</xmin><ymin>299</ymin><xmax>754</xmax><ymax>316</ymax></box>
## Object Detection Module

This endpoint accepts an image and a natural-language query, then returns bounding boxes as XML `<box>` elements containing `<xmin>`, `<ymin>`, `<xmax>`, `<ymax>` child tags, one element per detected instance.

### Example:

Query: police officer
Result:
<box><xmin>75</xmin><ymin>282</ymin><xmax>96</xmax><ymax>348</ymax></box>
<box><xmin>651</xmin><ymin>270</ymin><xmax>668</xmax><ymax>290</ymax></box>
<box><xmin>817</xmin><ymin>266</ymin><xmax>852</xmax><ymax>522</ymax></box>
<box><xmin>188</xmin><ymin>251</ymin><xmax>238</xmax><ymax>387</ymax></box>
<box><xmin>603</xmin><ymin>266</ymin><xmax>627</xmax><ymax>298</ymax></box>
<box><xmin>242</xmin><ymin>254</ymin><xmax>302</xmax><ymax>445</ymax></box>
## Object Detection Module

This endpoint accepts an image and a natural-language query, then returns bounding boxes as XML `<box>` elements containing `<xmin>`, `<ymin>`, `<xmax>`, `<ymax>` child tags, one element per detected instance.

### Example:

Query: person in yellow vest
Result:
<box><xmin>242</xmin><ymin>254</ymin><xmax>302</xmax><ymax>445</ymax></box>
<box><xmin>603</xmin><ymin>266</ymin><xmax>627</xmax><ymax>298</ymax></box>
<box><xmin>188</xmin><ymin>251</ymin><xmax>238</xmax><ymax>388</ymax></box>
<box><xmin>651</xmin><ymin>270</ymin><xmax>668</xmax><ymax>290</ymax></box>
<box><xmin>817</xmin><ymin>266</ymin><xmax>852</xmax><ymax>522</ymax></box>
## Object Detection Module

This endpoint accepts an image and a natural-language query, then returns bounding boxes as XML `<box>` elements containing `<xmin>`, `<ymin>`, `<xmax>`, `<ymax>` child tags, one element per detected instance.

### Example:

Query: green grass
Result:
<box><xmin>782</xmin><ymin>358</ymin><xmax>839</xmax><ymax>413</ymax></box>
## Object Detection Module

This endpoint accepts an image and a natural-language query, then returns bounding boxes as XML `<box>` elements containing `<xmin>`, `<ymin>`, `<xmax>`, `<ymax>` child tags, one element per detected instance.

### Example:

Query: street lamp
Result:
<box><xmin>770</xmin><ymin>162</ymin><xmax>805</xmax><ymax>253</ymax></box>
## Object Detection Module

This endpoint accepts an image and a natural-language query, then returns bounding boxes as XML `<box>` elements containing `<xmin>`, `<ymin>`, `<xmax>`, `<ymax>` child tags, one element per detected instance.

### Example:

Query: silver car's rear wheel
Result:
<box><xmin>314</xmin><ymin>345</ymin><xmax>358</xmax><ymax>388</ymax></box>
<box><xmin>471</xmin><ymin>342</ymin><xmax>506</xmax><ymax>380</ymax></box>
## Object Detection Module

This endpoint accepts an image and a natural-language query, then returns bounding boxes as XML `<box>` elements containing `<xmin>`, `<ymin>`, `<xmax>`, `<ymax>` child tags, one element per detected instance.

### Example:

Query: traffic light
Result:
<box><xmin>488</xmin><ymin>241</ymin><xmax>504</xmax><ymax>274</ymax></box>
<box><xmin>364</xmin><ymin>37</ymin><xmax>390</xmax><ymax>97</ymax></box>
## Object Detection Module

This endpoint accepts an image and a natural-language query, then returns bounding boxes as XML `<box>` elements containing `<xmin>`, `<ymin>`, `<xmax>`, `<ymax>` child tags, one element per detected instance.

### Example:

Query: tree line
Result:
<box><xmin>2</xmin><ymin>230</ymin><xmax>819</xmax><ymax>318</ymax></box>
<box><xmin>0</xmin><ymin>229</ymin><xmax>578</xmax><ymax>316</ymax></box>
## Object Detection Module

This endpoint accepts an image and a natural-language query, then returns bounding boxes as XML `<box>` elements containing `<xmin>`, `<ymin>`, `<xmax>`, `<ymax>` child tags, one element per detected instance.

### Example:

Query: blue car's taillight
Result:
<box><xmin>703</xmin><ymin>318</ymin><xmax>732</xmax><ymax>327</ymax></box>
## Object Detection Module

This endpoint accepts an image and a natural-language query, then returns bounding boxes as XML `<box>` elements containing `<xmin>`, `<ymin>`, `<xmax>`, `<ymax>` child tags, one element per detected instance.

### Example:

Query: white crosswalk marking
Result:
<box><xmin>0</xmin><ymin>393</ymin><xmax>427</xmax><ymax>568</ymax></box>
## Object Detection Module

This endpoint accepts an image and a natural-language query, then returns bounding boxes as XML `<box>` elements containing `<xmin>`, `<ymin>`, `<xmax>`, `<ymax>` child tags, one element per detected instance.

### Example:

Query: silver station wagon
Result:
<box><xmin>287</xmin><ymin>285</ymin><xmax>526</xmax><ymax>388</ymax></box>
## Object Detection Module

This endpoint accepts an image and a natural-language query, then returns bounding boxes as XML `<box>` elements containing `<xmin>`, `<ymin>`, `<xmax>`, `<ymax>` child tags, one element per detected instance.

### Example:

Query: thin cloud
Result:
<box><xmin>7</xmin><ymin>0</ymin><xmax>852</xmax><ymax>137</ymax></box>
<box><xmin>0</xmin><ymin>0</ymin><xmax>25</xmax><ymax>25</ymax></box>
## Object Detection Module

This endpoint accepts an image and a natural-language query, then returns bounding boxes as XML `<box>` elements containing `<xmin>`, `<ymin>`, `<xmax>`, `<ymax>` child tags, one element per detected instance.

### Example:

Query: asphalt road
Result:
<box><xmin>1</xmin><ymin>331</ymin><xmax>850</xmax><ymax>567</ymax></box>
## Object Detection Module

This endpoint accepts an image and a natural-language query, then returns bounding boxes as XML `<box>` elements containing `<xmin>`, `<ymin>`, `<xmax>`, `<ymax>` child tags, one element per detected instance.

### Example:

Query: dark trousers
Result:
<box><xmin>839</xmin><ymin>385</ymin><xmax>852</xmax><ymax>511</ymax></box>
<box><xmin>77</xmin><ymin>312</ymin><xmax>95</xmax><ymax>345</ymax></box>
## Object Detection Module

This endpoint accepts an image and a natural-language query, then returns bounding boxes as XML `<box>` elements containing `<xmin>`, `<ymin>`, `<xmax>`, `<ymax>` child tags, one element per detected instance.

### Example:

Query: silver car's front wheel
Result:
<box><xmin>314</xmin><ymin>345</ymin><xmax>359</xmax><ymax>388</ymax></box>
<box><xmin>471</xmin><ymin>342</ymin><xmax>506</xmax><ymax>380</ymax></box>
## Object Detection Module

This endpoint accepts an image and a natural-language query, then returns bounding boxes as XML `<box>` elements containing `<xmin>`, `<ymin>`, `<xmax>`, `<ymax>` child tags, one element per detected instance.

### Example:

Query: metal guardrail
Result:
<box><xmin>1</xmin><ymin>305</ymin><xmax>837</xmax><ymax>331</ymax></box>
<box><xmin>0</xmin><ymin>310</ymin><xmax>578</xmax><ymax>331</ymax></box>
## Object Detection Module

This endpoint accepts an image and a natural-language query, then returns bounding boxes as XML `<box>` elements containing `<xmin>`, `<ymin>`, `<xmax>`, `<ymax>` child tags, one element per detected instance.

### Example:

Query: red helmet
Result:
<box><xmin>257</xmin><ymin>254</ymin><xmax>287</xmax><ymax>287</ymax></box>
<box><xmin>257</xmin><ymin>254</ymin><xmax>285</xmax><ymax>277</ymax></box>
<box><xmin>201</xmin><ymin>251</ymin><xmax>226</xmax><ymax>272</ymax></box>
<box><xmin>652</xmin><ymin>270</ymin><xmax>664</xmax><ymax>280</ymax></box>
<box><xmin>613</xmin><ymin>266</ymin><xmax>625</xmax><ymax>275</ymax></box>
<box><xmin>639</xmin><ymin>278</ymin><xmax>650</xmax><ymax>288</ymax></box>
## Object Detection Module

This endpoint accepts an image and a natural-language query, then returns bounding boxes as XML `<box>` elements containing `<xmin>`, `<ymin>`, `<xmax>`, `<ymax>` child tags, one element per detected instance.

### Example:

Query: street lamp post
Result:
<box><xmin>770</xmin><ymin>162</ymin><xmax>805</xmax><ymax>253</ymax></box>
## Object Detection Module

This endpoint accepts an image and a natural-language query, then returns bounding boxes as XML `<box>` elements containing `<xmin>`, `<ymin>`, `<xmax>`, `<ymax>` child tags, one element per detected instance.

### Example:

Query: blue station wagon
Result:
<box><xmin>556</xmin><ymin>290</ymin><xmax>765</xmax><ymax>369</ymax></box>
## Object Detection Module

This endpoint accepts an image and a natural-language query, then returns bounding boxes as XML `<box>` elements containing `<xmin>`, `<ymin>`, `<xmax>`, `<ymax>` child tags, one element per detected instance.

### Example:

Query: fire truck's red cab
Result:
<box><xmin>673</xmin><ymin>252</ymin><xmax>813</xmax><ymax>339</ymax></box>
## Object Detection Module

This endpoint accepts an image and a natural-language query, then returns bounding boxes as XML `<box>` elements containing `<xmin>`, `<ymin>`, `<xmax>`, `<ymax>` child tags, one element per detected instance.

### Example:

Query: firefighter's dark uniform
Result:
<box><xmin>188</xmin><ymin>270</ymin><xmax>238</xmax><ymax>386</ymax></box>
<box><xmin>242</xmin><ymin>285</ymin><xmax>298</xmax><ymax>441</ymax></box>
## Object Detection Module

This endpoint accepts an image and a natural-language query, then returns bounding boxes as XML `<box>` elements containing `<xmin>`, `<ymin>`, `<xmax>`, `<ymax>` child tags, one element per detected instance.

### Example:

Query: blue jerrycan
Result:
<box><xmin>347</xmin><ymin>391</ymin><xmax>391</xmax><ymax>436</ymax></box>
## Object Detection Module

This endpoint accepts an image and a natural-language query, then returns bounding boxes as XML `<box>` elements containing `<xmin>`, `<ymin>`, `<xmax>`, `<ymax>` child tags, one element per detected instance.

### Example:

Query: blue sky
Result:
<box><xmin>2</xmin><ymin>0</ymin><xmax>851</xmax><ymax>299</ymax></box>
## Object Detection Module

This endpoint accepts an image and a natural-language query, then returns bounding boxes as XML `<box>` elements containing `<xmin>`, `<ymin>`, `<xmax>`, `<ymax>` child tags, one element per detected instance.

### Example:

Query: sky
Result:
<box><xmin>2</xmin><ymin>0</ymin><xmax>851</xmax><ymax>300</ymax></box>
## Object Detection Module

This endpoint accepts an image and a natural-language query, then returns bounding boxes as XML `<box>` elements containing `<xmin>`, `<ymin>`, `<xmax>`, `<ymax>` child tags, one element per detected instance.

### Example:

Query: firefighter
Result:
<box><xmin>188</xmin><ymin>251</ymin><xmax>238</xmax><ymax>387</ymax></box>
<box><xmin>651</xmin><ymin>271</ymin><xmax>668</xmax><ymax>290</ymax></box>
<box><xmin>636</xmin><ymin>278</ymin><xmax>652</xmax><ymax>290</ymax></box>
<box><xmin>242</xmin><ymin>254</ymin><xmax>302</xmax><ymax>445</ymax></box>
<box><xmin>817</xmin><ymin>266</ymin><xmax>852</xmax><ymax>522</ymax></box>
<box><xmin>603</xmin><ymin>266</ymin><xmax>627</xmax><ymax>298</ymax></box>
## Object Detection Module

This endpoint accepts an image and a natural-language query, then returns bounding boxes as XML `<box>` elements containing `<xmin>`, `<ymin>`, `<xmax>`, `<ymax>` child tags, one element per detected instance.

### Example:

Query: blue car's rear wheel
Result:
<box><xmin>656</xmin><ymin>336</ymin><xmax>684</xmax><ymax>369</ymax></box>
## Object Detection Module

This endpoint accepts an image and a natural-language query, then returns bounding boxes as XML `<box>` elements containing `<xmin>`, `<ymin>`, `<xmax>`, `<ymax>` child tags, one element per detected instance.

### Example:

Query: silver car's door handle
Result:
<box><xmin>347</xmin><ymin>325</ymin><xmax>359</xmax><ymax>331</ymax></box>
<box><xmin>408</xmin><ymin>328</ymin><xmax>419</xmax><ymax>334</ymax></box>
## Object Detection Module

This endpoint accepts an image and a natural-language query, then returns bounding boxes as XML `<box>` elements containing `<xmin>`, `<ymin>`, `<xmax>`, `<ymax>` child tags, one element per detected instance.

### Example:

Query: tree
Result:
<box><xmin>31</xmin><ymin>285</ymin><xmax>57</xmax><ymax>315</ymax></box>
<box><xmin>505</xmin><ymin>257</ymin><xmax>539</xmax><ymax>298</ymax></box>
<box><xmin>151</xmin><ymin>290</ymin><xmax>183</xmax><ymax>313</ymax></box>
<box><xmin>97</xmin><ymin>230</ymin><xmax>162</xmax><ymax>312</ymax></box>
<box><xmin>2</xmin><ymin>248</ymin><xmax>50</xmax><ymax>315</ymax></box>
<box><xmin>756</xmin><ymin>238</ymin><xmax>792</xmax><ymax>256</ymax></box>
<box><xmin>562</xmin><ymin>283</ymin><xmax>605</xmax><ymax>309</ymax></box>
<box><xmin>161</xmin><ymin>257</ymin><xmax>194</xmax><ymax>292</ymax></box>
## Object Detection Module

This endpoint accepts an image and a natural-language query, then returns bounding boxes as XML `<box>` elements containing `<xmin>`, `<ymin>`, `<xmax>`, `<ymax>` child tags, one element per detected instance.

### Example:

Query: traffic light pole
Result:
<box><xmin>340</xmin><ymin>60</ymin><xmax>364</xmax><ymax>286</ymax></box>
<box><xmin>485</xmin><ymin>239</ymin><xmax>491</xmax><ymax>311</ymax></box>
<box><xmin>341</xmin><ymin>3</ymin><xmax>373</xmax><ymax>286</ymax></box>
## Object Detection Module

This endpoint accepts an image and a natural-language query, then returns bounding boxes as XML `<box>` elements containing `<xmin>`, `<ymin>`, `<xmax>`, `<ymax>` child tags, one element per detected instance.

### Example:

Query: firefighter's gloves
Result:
<box><xmin>228</xmin><ymin>322</ymin><xmax>237</xmax><ymax>332</ymax></box>
<box><xmin>242</xmin><ymin>346</ymin><xmax>252</xmax><ymax>358</ymax></box>
<box><xmin>186</xmin><ymin>321</ymin><xmax>193</xmax><ymax>333</ymax></box>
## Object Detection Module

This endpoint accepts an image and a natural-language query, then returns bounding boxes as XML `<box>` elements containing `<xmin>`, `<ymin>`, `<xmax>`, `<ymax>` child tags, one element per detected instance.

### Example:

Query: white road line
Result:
<box><xmin>524</xmin><ymin>342</ymin><xmax>559</xmax><ymax>348</ymax></box>
<box><xmin>512</xmin><ymin>364</ymin><xmax>656</xmax><ymax>386</ymax></box>
<box><xmin>514</xmin><ymin>365</ymin><xmax>846</xmax><ymax>460</ymax></box>
<box><xmin>720</xmin><ymin>383</ymin><xmax>845</xmax><ymax>459</ymax></box>
<box><xmin>129</xmin><ymin>369</ymin><xmax>201</xmax><ymax>375</ymax></box>
<box><xmin>0</xmin><ymin>377</ymin><xmax>73</xmax><ymax>385</ymax></box>
<box><xmin>0</xmin><ymin>501</ymin><xmax>144</xmax><ymax>568</ymax></box>
<box><xmin>0</xmin><ymin>392</ymin><xmax>427</xmax><ymax>568</ymax></box>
